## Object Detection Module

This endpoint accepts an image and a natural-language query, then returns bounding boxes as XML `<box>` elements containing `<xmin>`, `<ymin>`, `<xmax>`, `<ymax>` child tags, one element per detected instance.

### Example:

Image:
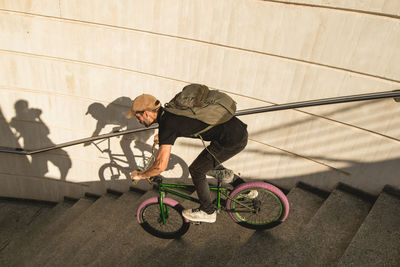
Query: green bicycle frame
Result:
<box><xmin>156</xmin><ymin>181</ymin><xmax>256</xmax><ymax>224</ymax></box>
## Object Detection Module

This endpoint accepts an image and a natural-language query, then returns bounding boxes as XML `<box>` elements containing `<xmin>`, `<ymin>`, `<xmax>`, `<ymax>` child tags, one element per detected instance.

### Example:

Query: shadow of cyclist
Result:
<box><xmin>9</xmin><ymin>100</ymin><xmax>72</xmax><ymax>180</ymax></box>
<box><xmin>0</xmin><ymin>105</ymin><xmax>31</xmax><ymax>179</ymax></box>
<box><xmin>85</xmin><ymin>97</ymin><xmax>154</xmax><ymax>174</ymax></box>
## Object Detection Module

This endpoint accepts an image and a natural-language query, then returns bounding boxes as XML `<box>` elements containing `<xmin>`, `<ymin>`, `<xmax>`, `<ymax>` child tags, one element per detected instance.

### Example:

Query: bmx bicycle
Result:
<box><xmin>136</xmin><ymin>149</ymin><xmax>290</xmax><ymax>239</ymax></box>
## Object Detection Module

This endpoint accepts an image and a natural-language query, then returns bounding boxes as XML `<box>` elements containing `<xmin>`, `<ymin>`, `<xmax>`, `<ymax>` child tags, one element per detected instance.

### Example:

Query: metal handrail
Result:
<box><xmin>1</xmin><ymin>90</ymin><xmax>399</xmax><ymax>155</ymax></box>
<box><xmin>235</xmin><ymin>90</ymin><xmax>400</xmax><ymax>116</ymax></box>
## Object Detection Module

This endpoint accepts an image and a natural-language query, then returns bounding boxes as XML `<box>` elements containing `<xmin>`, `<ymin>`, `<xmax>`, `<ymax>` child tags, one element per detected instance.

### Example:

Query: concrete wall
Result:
<box><xmin>0</xmin><ymin>0</ymin><xmax>399</xmax><ymax>201</ymax></box>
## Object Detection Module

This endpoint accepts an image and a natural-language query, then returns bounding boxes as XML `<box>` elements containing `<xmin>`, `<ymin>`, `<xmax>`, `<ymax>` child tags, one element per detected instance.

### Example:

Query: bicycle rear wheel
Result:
<box><xmin>226</xmin><ymin>182</ymin><xmax>289</xmax><ymax>230</ymax></box>
<box><xmin>137</xmin><ymin>197</ymin><xmax>190</xmax><ymax>239</ymax></box>
<box><xmin>98</xmin><ymin>163</ymin><xmax>129</xmax><ymax>181</ymax></box>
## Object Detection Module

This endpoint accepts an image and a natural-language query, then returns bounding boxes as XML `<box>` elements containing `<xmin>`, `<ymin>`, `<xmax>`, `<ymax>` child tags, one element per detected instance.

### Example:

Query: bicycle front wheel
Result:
<box><xmin>137</xmin><ymin>197</ymin><xmax>190</xmax><ymax>239</ymax></box>
<box><xmin>226</xmin><ymin>182</ymin><xmax>290</xmax><ymax>230</ymax></box>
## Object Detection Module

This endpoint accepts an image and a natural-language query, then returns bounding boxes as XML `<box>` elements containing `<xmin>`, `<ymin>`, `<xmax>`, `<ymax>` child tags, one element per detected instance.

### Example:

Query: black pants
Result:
<box><xmin>189</xmin><ymin>131</ymin><xmax>248</xmax><ymax>213</ymax></box>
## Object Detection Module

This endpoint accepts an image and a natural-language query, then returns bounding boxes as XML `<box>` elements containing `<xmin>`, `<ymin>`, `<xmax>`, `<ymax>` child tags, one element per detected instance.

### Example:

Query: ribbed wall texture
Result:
<box><xmin>0</xmin><ymin>0</ymin><xmax>399</xmax><ymax>201</ymax></box>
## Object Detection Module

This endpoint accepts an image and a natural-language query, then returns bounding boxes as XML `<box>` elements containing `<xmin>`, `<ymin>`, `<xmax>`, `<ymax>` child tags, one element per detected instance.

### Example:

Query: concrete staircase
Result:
<box><xmin>0</xmin><ymin>182</ymin><xmax>399</xmax><ymax>266</ymax></box>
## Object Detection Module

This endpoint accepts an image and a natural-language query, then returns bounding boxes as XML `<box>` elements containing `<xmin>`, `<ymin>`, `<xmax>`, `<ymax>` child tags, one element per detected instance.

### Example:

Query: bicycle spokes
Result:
<box><xmin>228</xmin><ymin>187</ymin><xmax>286</xmax><ymax>227</ymax></box>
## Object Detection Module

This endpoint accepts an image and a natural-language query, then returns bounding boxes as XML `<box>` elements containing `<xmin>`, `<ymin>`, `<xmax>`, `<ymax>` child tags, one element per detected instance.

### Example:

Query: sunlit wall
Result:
<box><xmin>0</xmin><ymin>0</ymin><xmax>399</xmax><ymax>201</ymax></box>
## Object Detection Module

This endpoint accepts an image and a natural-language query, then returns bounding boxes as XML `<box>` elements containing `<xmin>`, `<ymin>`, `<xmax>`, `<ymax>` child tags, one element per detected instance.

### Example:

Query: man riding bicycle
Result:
<box><xmin>127</xmin><ymin>85</ymin><xmax>248</xmax><ymax>223</ymax></box>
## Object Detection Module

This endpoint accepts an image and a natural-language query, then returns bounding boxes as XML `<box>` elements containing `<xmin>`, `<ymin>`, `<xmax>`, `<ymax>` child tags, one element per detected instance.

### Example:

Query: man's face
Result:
<box><xmin>135</xmin><ymin>111</ymin><xmax>153</xmax><ymax>127</ymax></box>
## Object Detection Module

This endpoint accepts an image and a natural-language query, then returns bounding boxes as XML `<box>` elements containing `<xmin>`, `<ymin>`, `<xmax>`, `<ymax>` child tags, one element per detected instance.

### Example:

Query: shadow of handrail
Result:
<box><xmin>1</xmin><ymin>90</ymin><xmax>399</xmax><ymax>155</ymax></box>
<box><xmin>0</xmin><ymin>125</ymin><xmax>158</xmax><ymax>155</ymax></box>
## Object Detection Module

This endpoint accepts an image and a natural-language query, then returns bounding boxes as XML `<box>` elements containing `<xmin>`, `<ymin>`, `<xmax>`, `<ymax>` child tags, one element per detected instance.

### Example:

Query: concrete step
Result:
<box><xmin>30</xmin><ymin>193</ymin><xmax>121</xmax><ymax>266</ymax></box>
<box><xmin>0</xmin><ymin>198</ymin><xmax>11</xmax><ymax>212</ymax></box>
<box><xmin>226</xmin><ymin>183</ymin><xmax>328</xmax><ymax>266</ymax></box>
<box><xmin>3</xmin><ymin>181</ymin><xmax>398</xmax><ymax>266</ymax></box>
<box><xmin>0</xmin><ymin>198</ymin><xmax>75</xmax><ymax>266</ymax></box>
<box><xmin>6</xmin><ymin>197</ymin><xmax>96</xmax><ymax>267</ymax></box>
<box><xmin>0</xmin><ymin>198</ymin><xmax>55</xmax><ymax>254</ymax></box>
<box><xmin>338</xmin><ymin>187</ymin><xmax>400</xmax><ymax>266</ymax></box>
<box><xmin>180</xmin><ymin>214</ymin><xmax>255</xmax><ymax>267</ymax></box>
<box><xmin>67</xmin><ymin>188</ymin><xmax>145</xmax><ymax>266</ymax></box>
<box><xmin>277</xmin><ymin>185</ymin><xmax>374</xmax><ymax>266</ymax></box>
<box><xmin>80</xmin><ymin>190</ymin><xmax>173</xmax><ymax>266</ymax></box>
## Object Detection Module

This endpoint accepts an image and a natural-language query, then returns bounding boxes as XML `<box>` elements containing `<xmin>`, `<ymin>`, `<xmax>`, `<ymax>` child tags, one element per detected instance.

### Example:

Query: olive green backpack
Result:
<box><xmin>164</xmin><ymin>84</ymin><xmax>237</xmax><ymax>136</ymax></box>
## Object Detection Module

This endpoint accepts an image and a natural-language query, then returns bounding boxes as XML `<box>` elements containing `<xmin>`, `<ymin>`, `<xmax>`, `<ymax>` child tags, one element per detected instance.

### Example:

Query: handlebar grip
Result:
<box><xmin>132</xmin><ymin>178</ymin><xmax>141</xmax><ymax>185</ymax></box>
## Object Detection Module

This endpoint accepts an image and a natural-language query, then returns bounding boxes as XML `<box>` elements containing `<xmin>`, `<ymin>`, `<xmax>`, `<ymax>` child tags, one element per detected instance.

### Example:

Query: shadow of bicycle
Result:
<box><xmin>94</xmin><ymin>138</ymin><xmax>189</xmax><ymax>181</ymax></box>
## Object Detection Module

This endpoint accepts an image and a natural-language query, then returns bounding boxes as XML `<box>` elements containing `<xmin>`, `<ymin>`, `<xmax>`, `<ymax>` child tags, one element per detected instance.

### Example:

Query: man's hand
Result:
<box><xmin>131</xmin><ymin>170</ymin><xmax>153</xmax><ymax>185</ymax></box>
<box><xmin>130</xmin><ymin>170</ymin><xmax>142</xmax><ymax>184</ymax></box>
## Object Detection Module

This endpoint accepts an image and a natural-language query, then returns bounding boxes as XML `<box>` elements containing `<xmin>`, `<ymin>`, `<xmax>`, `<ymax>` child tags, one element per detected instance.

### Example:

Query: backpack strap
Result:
<box><xmin>191</xmin><ymin>125</ymin><xmax>214</xmax><ymax>138</ymax></box>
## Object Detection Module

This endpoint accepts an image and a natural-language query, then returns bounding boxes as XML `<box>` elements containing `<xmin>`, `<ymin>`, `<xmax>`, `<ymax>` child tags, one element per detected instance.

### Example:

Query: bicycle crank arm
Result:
<box><xmin>225</xmin><ymin>195</ymin><xmax>257</xmax><ymax>212</ymax></box>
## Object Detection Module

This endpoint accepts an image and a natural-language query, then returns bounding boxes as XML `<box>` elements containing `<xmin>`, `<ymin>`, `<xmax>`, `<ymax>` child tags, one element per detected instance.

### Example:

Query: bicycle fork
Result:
<box><xmin>158</xmin><ymin>192</ymin><xmax>169</xmax><ymax>224</ymax></box>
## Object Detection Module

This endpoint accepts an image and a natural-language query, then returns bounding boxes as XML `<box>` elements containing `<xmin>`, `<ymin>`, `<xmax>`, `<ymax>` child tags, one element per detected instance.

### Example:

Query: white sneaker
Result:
<box><xmin>182</xmin><ymin>208</ymin><xmax>217</xmax><ymax>223</ymax></box>
<box><xmin>241</xmin><ymin>190</ymin><xmax>259</xmax><ymax>199</ymax></box>
<box><xmin>246</xmin><ymin>190</ymin><xmax>259</xmax><ymax>199</ymax></box>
